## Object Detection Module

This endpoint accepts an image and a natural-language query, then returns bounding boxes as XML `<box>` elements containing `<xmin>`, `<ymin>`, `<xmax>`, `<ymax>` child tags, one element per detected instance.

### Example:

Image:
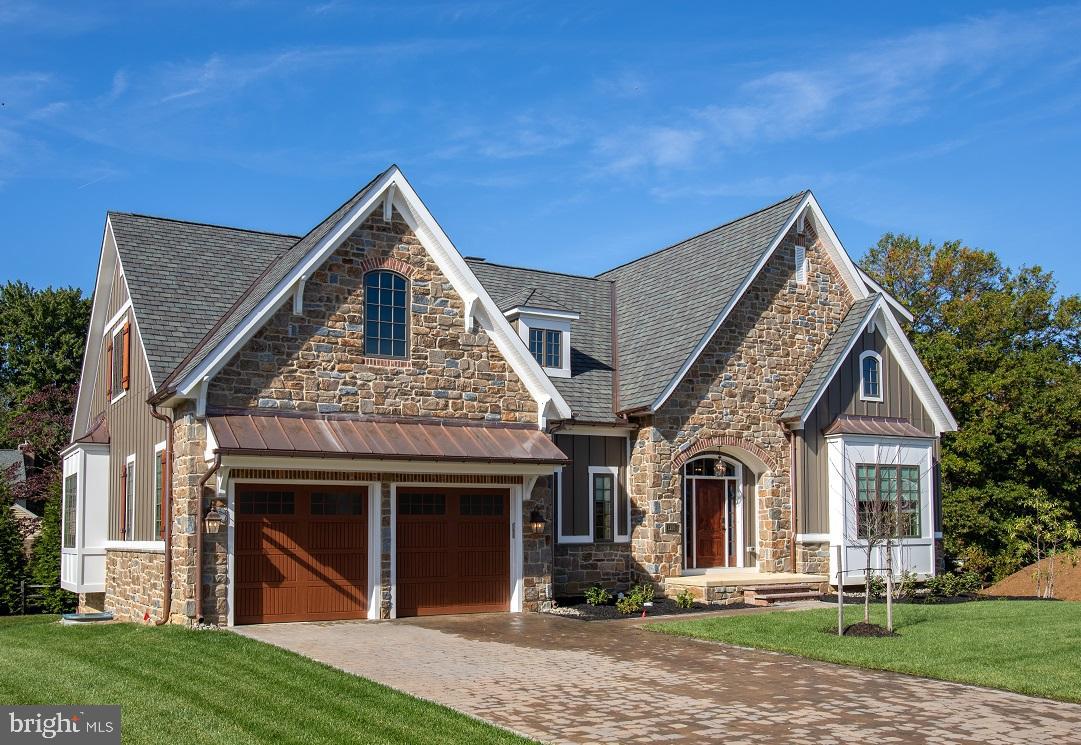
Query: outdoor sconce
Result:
<box><xmin>528</xmin><ymin>510</ymin><xmax>547</xmax><ymax>535</ymax></box>
<box><xmin>204</xmin><ymin>500</ymin><xmax>227</xmax><ymax>534</ymax></box>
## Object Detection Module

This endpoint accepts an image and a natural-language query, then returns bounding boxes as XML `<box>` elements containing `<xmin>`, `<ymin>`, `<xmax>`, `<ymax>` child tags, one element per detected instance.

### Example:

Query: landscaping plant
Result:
<box><xmin>674</xmin><ymin>589</ymin><xmax>695</xmax><ymax>609</ymax></box>
<box><xmin>584</xmin><ymin>585</ymin><xmax>612</xmax><ymax>606</ymax></box>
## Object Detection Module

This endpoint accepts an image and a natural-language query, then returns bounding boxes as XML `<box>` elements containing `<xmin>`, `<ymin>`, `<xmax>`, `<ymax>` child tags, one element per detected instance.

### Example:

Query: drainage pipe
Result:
<box><xmin>194</xmin><ymin>453</ymin><xmax>221</xmax><ymax>625</ymax></box>
<box><xmin>788</xmin><ymin>429</ymin><xmax>798</xmax><ymax>574</ymax></box>
<box><xmin>148</xmin><ymin>405</ymin><xmax>173</xmax><ymax>626</ymax></box>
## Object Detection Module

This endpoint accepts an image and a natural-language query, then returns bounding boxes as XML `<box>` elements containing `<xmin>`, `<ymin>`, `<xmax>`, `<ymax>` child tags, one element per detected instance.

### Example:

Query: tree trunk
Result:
<box><xmin>885</xmin><ymin>541</ymin><xmax>895</xmax><ymax>632</ymax></box>
<box><xmin>863</xmin><ymin>559</ymin><xmax>872</xmax><ymax>623</ymax></box>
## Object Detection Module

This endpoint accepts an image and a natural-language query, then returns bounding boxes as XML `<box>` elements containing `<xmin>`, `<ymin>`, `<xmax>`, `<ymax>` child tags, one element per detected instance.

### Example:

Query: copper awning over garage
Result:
<box><xmin>208</xmin><ymin>413</ymin><xmax>569</xmax><ymax>464</ymax></box>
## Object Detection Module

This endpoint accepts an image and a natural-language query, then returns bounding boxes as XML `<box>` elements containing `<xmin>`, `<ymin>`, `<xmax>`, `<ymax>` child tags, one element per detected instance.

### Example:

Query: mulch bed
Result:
<box><xmin>544</xmin><ymin>597</ymin><xmax>747</xmax><ymax>621</ymax></box>
<box><xmin>842</xmin><ymin>621</ymin><xmax>898</xmax><ymax>637</ymax></box>
<box><xmin>982</xmin><ymin>554</ymin><xmax>1081</xmax><ymax>601</ymax></box>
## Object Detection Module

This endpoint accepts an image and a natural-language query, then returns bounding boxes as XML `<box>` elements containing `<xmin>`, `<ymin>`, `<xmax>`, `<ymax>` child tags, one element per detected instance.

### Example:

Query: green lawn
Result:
<box><xmin>0</xmin><ymin>615</ymin><xmax>527</xmax><ymax>745</ymax></box>
<box><xmin>648</xmin><ymin>600</ymin><xmax>1081</xmax><ymax>703</ymax></box>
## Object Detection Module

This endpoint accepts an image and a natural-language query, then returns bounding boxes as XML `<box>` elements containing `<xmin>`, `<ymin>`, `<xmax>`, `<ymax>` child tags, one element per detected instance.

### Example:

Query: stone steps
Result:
<box><xmin>743</xmin><ymin>583</ymin><xmax>822</xmax><ymax>606</ymax></box>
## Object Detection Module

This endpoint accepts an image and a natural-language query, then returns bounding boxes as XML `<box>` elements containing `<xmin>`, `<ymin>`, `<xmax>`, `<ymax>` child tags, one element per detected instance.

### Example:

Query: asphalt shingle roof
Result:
<box><xmin>496</xmin><ymin>287</ymin><xmax>571</xmax><ymax>314</ymax></box>
<box><xmin>467</xmin><ymin>260</ymin><xmax>620</xmax><ymax>423</ymax></box>
<box><xmin>0</xmin><ymin>450</ymin><xmax>26</xmax><ymax>484</ymax></box>
<box><xmin>780</xmin><ymin>294</ymin><xmax>880</xmax><ymax>421</ymax></box>
<box><xmin>162</xmin><ymin>167</ymin><xmax>391</xmax><ymax>390</ymax></box>
<box><xmin>109</xmin><ymin>213</ymin><xmax>297</xmax><ymax>385</ymax></box>
<box><xmin>598</xmin><ymin>192</ymin><xmax>807</xmax><ymax>411</ymax></box>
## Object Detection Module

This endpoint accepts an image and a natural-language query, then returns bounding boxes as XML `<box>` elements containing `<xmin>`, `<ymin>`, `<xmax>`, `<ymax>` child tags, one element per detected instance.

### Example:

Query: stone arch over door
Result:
<box><xmin>673</xmin><ymin>437</ymin><xmax>784</xmax><ymax>573</ymax></box>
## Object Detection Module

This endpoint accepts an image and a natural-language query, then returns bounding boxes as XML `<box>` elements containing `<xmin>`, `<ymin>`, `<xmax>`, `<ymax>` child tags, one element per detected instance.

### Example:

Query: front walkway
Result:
<box><xmin>236</xmin><ymin>610</ymin><xmax>1081</xmax><ymax>744</ymax></box>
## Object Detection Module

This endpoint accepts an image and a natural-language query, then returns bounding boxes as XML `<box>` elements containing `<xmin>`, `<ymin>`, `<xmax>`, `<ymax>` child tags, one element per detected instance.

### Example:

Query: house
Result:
<box><xmin>1</xmin><ymin>447</ymin><xmax>30</xmax><ymax>508</ymax></box>
<box><xmin>60</xmin><ymin>166</ymin><xmax>956</xmax><ymax>625</ymax></box>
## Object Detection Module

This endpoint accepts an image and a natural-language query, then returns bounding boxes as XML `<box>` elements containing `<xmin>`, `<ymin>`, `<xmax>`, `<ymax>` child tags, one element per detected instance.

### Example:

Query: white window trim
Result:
<box><xmin>794</xmin><ymin>244</ymin><xmax>807</xmax><ymax>285</ymax></box>
<box><xmin>109</xmin><ymin>321</ymin><xmax>127</xmax><ymax>404</ymax></box>
<box><xmin>859</xmin><ymin>350</ymin><xmax>884</xmax><ymax>402</ymax></box>
<box><xmin>588</xmin><ymin>465</ymin><xmax>623</xmax><ymax>543</ymax></box>
<box><xmin>123</xmin><ymin>453</ymin><xmax>136</xmax><ymax>541</ymax></box>
<box><xmin>517</xmin><ymin>314</ymin><xmax>572</xmax><ymax>379</ymax></box>
<box><xmin>62</xmin><ymin>471</ymin><xmax>78</xmax><ymax>551</ymax></box>
<box><xmin>154</xmin><ymin>441</ymin><xmax>166</xmax><ymax>539</ymax></box>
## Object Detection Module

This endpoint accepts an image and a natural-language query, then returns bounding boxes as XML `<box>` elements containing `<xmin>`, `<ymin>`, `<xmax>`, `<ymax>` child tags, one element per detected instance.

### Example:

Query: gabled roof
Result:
<box><xmin>109</xmin><ymin>213</ymin><xmax>297</xmax><ymax>384</ymax></box>
<box><xmin>161</xmin><ymin>168</ymin><xmax>391</xmax><ymax>390</ymax></box>
<box><xmin>599</xmin><ymin>192</ymin><xmax>809</xmax><ymax>412</ymax></box>
<box><xmin>781</xmin><ymin>295</ymin><xmax>881</xmax><ymax>421</ymax></box>
<box><xmin>468</xmin><ymin>260</ymin><xmax>619</xmax><ymax>423</ymax></box>
<box><xmin>0</xmin><ymin>450</ymin><xmax>26</xmax><ymax>484</ymax></box>
<box><xmin>496</xmin><ymin>287</ymin><xmax>572</xmax><ymax>314</ymax></box>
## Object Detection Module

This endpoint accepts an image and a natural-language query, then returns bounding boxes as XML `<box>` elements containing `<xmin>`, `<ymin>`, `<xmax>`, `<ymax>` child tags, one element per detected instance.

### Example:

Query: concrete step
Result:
<box><xmin>744</xmin><ymin>584</ymin><xmax>822</xmax><ymax>605</ymax></box>
<box><xmin>746</xmin><ymin>583</ymin><xmax>816</xmax><ymax>594</ymax></box>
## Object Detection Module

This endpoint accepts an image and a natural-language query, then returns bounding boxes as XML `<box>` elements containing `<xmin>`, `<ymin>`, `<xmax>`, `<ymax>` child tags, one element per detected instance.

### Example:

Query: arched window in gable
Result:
<box><xmin>364</xmin><ymin>270</ymin><xmax>408</xmax><ymax>358</ymax></box>
<box><xmin>860</xmin><ymin>350</ymin><xmax>883</xmax><ymax>402</ymax></box>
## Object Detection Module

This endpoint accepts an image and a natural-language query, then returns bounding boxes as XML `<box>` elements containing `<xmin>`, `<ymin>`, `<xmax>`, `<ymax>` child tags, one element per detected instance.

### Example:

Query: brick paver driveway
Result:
<box><xmin>235</xmin><ymin>611</ymin><xmax>1081</xmax><ymax>744</ymax></box>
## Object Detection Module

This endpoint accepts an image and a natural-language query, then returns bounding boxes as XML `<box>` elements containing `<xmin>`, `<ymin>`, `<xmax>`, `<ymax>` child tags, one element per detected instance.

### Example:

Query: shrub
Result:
<box><xmin>27</xmin><ymin>479</ymin><xmax>76</xmax><ymax>614</ymax></box>
<box><xmin>584</xmin><ymin>585</ymin><xmax>612</xmax><ymax>606</ymax></box>
<box><xmin>0</xmin><ymin>483</ymin><xmax>27</xmax><ymax>614</ymax></box>
<box><xmin>615</xmin><ymin>594</ymin><xmax>643</xmax><ymax>614</ymax></box>
<box><xmin>926</xmin><ymin>571</ymin><xmax>983</xmax><ymax>598</ymax></box>
<box><xmin>868</xmin><ymin>574</ymin><xmax>886</xmax><ymax>600</ymax></box>
<box><xmin>629</xmin><ymin>583</ymin><xmax>655</xmax><ymax>604</ymax></box>
<box><xmin>674</xmin><ymin>589</ymin><xmax>695</xmax><ymax>609</ymax></box>
<box><xmin>895</xmin><ymin>570</ymin><xmax>919</xmax><ymax>600</ymax></box>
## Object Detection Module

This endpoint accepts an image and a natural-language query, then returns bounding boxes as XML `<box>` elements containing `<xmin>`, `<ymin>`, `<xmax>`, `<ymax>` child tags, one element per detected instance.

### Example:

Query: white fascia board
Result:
<box><xmin>176</xmin><ymin>168</ymin><xmax>396</xmax><ymax>397</ymax></box>
<box><xmin>801</xmin><ymin>302</ymin><xmax>957</xmax><ymax>435</ymax></box>
<box><xmin>71</xmin><ymin>220</ymin><xmax>116</xmax><ymax>441</ymax></box>
<box><xmin>173</xmin><ymin>167</ymin><xmax>572</xmax><ymax>424</ymax></box>
<box><xmin>503</xmin><ymin>306</ymin><xmax>581</xmax><ymax>321</ymax></box>
<box><xmin>389</xmin><ymin>169</ymin><xmax>573</xmax><ymax>422</ymax></box>
<box><xmin>649</xmin><ymin>192</ymin><xmax>871</xmax><ymax>412</ymax></box>
<box><xmin>857</xmin><ymin>266</ymin><xmax>914</xmax><ymax>323</ymax></box>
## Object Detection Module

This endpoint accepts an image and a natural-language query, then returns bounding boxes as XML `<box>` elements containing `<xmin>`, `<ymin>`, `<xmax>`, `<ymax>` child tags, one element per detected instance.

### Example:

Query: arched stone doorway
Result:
<box><xmin>681</xmin><ymin>453</ymin><xmax>757</xmax><ymax>570</ymax></box>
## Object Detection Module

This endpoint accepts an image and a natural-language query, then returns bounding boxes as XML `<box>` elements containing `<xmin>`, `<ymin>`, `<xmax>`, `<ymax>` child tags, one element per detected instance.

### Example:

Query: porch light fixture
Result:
<box><xmin>203</xmin><ymin>500</ymin><xmax>226</xmax><ymax>534</ymax></box>
<box><xmin>528</xmin><ymin>510</ymin><xmax>547</xmax><ymax>535</ymax></box>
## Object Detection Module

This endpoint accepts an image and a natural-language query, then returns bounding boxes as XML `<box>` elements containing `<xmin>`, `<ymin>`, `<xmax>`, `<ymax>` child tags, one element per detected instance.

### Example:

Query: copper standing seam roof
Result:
<box><xmin>823</xmin><ymin>414</ymin><xmax>932</xmax><ymax>439</ymax></box>
<box><xmin>208</xmin><ymin>414</ymin><xmax>569</xmax><ymax>464</ymax></box>
<box><xmin>73</xmin><ymin>414</ymin><xmax>110</xmax><ymax>445</ymax></box>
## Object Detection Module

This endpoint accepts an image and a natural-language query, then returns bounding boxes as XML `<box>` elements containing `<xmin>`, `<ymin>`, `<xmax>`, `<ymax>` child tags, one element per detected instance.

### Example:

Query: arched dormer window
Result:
<box><xmin>364</xmin><ymin>270</ymin><xmax>408</xmax><ymax>358</ymax></box>
<box><xmin>860</xmin><ymin>350</ymin><xmax>883</xmax><ymax>402</ymax></box>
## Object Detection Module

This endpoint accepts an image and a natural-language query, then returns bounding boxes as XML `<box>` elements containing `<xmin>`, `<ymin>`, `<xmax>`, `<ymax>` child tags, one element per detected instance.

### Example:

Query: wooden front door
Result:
<box><xmin>396</xmin><ymin>488</ymin><xmax>509</xmax><ymax>617</ymax></box>
<box><xmin>235</xmin><ymin>484</ymin><xmax>368</xmax><ymax>624</ymax></box>
<box><xmin>694</xmin><ymin>480</ymin><xmax>727</xmax><ymax>568</ymax></box>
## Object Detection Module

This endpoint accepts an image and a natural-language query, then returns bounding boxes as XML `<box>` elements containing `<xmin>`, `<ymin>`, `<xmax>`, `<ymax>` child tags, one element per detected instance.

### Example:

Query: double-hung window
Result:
<box><xmin>860</xmin><ymin>350</ymin><xmax>882</xmax><ymax>402</ymax></box>
<box><xmin>528</xmin><ymin>328</ymin><xmax>562</xmax><ymax>369</ymax></box>
<box><xmin>108</xmin><ymin>321</ymin><xmax>130</xmax><ymax>401</ymax></box>
<box><xmin>62</xmin><ymin>473</ymin><xmax>78</xmax><ymax>549</ymax></box>
<box><xmin>856</xmin><ymin>463</ymin><xmax>921</xmax><ymax>538</ymax></box>
<box><xmin>558</xmin><ymin>465</ymin><xmax>629</xmax><ymax>544</ymax></box>
<box><xmin>121</xmin><ymin>455</ymin><xmax>135</xmax><ymax>539</ymax></box>
<box><xmin>154</xmin><ymin>443</ymin><xmax>166</xmax><ymax>539</ymax></box>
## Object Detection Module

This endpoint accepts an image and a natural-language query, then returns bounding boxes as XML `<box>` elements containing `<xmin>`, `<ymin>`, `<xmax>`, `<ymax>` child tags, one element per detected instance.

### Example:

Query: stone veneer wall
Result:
<box><xmin>78</xmin><ymin>592</ymin><xmax>106</xmax><ymax>614</ymax></box>
<box><xmin>207</xmin><ymin>208</ymin><xmax>536</xmax><ymax>424</ymax></box>
<box><xmin>554</xmin><ymin>543</ymin><xmax>634</xmax><ymax>597</ymax></box>
<box><xmin>170</xmin><ymin>410</ymin><xmax>211</xmax><ymax>624</ymax></box>
<box><xmin>522</xmin><ymin>478</ymin><xmax>554</xmax><ymax>611</ymax></box>
<box><xmin>629</xmin><ymin>223</ymin><xmax>854</xmax><ymax>585</ymax></box>
<box><xmin>104</xmin><ymin>549</ymin><xmax>165</xmax><ymax>622</ymax></box>
<box><xmin>797</xmin><ymin>541</ymin><xmax>831</xmax><ymax>576</ymax></box>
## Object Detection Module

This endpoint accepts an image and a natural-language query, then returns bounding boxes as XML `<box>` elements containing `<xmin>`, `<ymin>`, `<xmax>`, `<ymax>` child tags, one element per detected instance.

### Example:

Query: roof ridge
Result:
<box><xmin>108</xmin><ymin>211</ymin><xmax>300</xmax><ymax>239</ymax></box>
<box><xmin>466</xmin><ymin>258</ymin><xmax>610</xmax><ymax>282</ymax></box>
<box><xmin>596</xmin><ymin>190</ymin><xmax>809</xmax><ymax>278</ymax></box>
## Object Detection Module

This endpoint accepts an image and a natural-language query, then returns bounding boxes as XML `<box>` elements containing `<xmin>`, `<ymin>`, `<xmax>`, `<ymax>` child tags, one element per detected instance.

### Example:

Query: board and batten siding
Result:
<box><xmin>553</xmin><ymin>434</ymin><xmax>627</xmax><ymax>539</ymax></box>
<box><xmin>797</xmin><ymin>328</ymin><xmax>937</xmax><ymax>535</ymax></box>
<box><xmin>87</xmin><ymin>254</ymin><xmax>167</xmax><ymax>543</ymax></box>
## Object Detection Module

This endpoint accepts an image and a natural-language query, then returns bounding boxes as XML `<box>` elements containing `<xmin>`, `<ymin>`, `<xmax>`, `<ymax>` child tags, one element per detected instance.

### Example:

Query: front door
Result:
<box><xmin>694</xmin><ymin>480</ymin><xmax>727</xmax><ymax>567</ymax></box>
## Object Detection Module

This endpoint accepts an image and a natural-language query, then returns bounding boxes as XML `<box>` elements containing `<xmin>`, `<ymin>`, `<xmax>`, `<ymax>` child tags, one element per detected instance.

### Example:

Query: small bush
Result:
<box><xmin>868</xmin><ymin>574</ymin><xmax>886</xmax><ymax>599</ymax></box>
<box><xmin>895</xmin><ymin>570</ymin><xmax>919</xmax><ymax>600</ymax></box>
<box><xmin>630</xmin><ymin>583</ymin><xmax>655</xmax><ymax>604</ymax></box>
<box><xmin>926</xmin><ymin>571</ymin><xmax>983</xmax><ymax>598</ymax></box>
<box><xmin>584</xmin><ymin>585</ymin><xmax>612</xmax><ymax>606</ymax></box>
<box><xmin>674</xmin><ymin>589</ymin><xmax>695</xmax><ymax>609</ymax></box>
<box><xmin>615</xmin><ymin>594</ymin><xmax>643</xmax><ymax>614</ymax></box>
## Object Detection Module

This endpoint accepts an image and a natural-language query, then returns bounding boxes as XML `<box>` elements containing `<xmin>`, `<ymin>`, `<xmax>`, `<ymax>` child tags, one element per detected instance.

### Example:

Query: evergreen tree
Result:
<box><xmin>28</xmin><ymin>478</ymin><xmax>76</xmax><ymax>613</ymax></box>
<box><xmin>0</xmin><ymin>481</ymin><xmax>28</xmax><ymax>614</ymax></box>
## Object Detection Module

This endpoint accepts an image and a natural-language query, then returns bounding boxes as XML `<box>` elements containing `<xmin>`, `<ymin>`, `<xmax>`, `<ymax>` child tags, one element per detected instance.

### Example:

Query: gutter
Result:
<box><xmin>148</xmin><ymin>404</ymin><xmax>174</xmax><ymax>626</ymax></box>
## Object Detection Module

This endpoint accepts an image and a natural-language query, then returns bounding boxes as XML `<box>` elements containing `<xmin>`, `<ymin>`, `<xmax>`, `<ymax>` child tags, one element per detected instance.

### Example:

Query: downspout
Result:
<box><xmin>195</xmin><ymin>453</ymin><xmax>221</xmax><ymax>625</ymax></box>
<box><xmin>149</xmin><ymin>404</ymin><xmax>173</xmax><ymax>626</ymax></box>
<box><xmin>787</xmin><ymin>428</ymin><xmax>798</xmax><ymax>574</ymax></box>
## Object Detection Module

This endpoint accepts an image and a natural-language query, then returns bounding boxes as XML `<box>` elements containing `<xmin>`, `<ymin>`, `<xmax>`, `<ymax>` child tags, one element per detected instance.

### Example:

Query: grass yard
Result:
<box><xmin>0</xmin><ymin>615</ymin><xmax>528</xmax><ymax>745</ymax></box>
<box><xmin>649</xmin><ymin>600</ymin><xmax>1081</xmax><ymax>703</ymax></box>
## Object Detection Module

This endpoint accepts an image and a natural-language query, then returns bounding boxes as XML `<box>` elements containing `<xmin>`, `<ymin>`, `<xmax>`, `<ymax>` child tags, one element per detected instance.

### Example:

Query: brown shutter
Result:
<box><xmin>121</xmin><ymin>322</ymin><xmax>131</xmax><ymax>391</ymax></box>
<box><xmin>159</xmin><ymin>449</ymin><xmax>167</xmax><ymax>539</ymax></box>
<box><xmin>106</xmin><ymin>336</ymin><xmax>113</xmax><ymax>399</ymax></box>
<box><xmin>119</xmin><ymin>463</ymin><xmax>127</xmax><ymax>537</ymax></box>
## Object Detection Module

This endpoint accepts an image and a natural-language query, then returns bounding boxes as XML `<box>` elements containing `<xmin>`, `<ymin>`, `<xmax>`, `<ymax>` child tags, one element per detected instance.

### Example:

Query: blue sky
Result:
<box><xmin>3</xmin><ymin>1</ymin><xmax>1080</xmax><ymax>295</ymax></box>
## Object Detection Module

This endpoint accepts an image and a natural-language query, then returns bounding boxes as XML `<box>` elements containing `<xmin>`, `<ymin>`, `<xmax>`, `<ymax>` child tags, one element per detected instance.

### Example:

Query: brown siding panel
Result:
<box><xmin>798</xmin><ymin>329</ymin><xmax>935</xmax><ymax>534</ymax></box>
<box><xmin>554</xmin><ymin>433</ymin><xmax>628</xmax><ymax>540</ymax></box>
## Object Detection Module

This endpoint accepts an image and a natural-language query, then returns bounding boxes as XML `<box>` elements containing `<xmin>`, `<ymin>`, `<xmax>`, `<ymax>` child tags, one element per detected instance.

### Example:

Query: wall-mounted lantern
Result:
<box><xmin>204</xmin><ymin>500</ymin><xmax>227</xmax><ymax>534</ymax></box>
<box><xmin>528</xmin><ymin>510</ymin><xmax>547</xmax><ymax>535</ymax></box>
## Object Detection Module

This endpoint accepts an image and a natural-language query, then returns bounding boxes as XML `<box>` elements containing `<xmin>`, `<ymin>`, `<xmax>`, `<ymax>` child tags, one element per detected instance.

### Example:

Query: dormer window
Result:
<box><xmin>500</xmin><ymin>288</ymin><xmax>579</xmax><ymax>379</ymax></box>
<box><xmin>364</xmin><ymin>270</ymin><xmax>408</xmax><ymax>358</ymax></box>
<box><xmin>529</xmin><ymin>328</ymin><xmax>562</xmax><ymax>369</ymax></box>
<box><xmin>860</xmin><ymin>350</ymin><xmax>883</xmax><ymax>402</ymax></box>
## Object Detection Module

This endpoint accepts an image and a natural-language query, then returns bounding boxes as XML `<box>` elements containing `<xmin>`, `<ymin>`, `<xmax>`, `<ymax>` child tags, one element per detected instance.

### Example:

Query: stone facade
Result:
<box><xmin>628</xmin><ymin>223</ymin><xmax>854</xmax><ymax>586</ymax></box>
<box><xmin>104</xmin><ymin>549</ymin><xmax>165</xmax><ymax>623</ymax></box>
<box><xmin>170</xmin><ymin>410</ymin><xmax>211</xmax><ymax>624</ymax></box>
<box><xmin>554</xmin><ymin>543</ymin><xmax>634</xmax><ymax>597</ymax></box>
<box><xmin>207</xmin><ymin>209</ymin><xmax>537</xmax><ymax>424</ymax></box>
<box><xmin>522</xmin><ymin>479</ymin><xmax>555</xmax><ymax>611</ymax></box>
<box><xmin>78</xmin><ymin>592</ymin><xmax>106</xmax><ymax>614</ymax></box>
<box><xmin>797</xmin><ymin>540</ymin><xmax>831</xmax><ymax>576</ymax></box>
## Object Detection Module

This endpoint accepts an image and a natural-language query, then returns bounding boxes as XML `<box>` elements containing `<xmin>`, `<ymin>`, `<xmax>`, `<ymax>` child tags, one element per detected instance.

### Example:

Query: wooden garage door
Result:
<box><xmin>235</xmin><ymin>484</ymin><xmax>367</xmax><ymax>624</ymax></box>
<box><xmin>396</xmin><ymin>488</ymin><xmax>509</xmax><ymax>617</ymax></box>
